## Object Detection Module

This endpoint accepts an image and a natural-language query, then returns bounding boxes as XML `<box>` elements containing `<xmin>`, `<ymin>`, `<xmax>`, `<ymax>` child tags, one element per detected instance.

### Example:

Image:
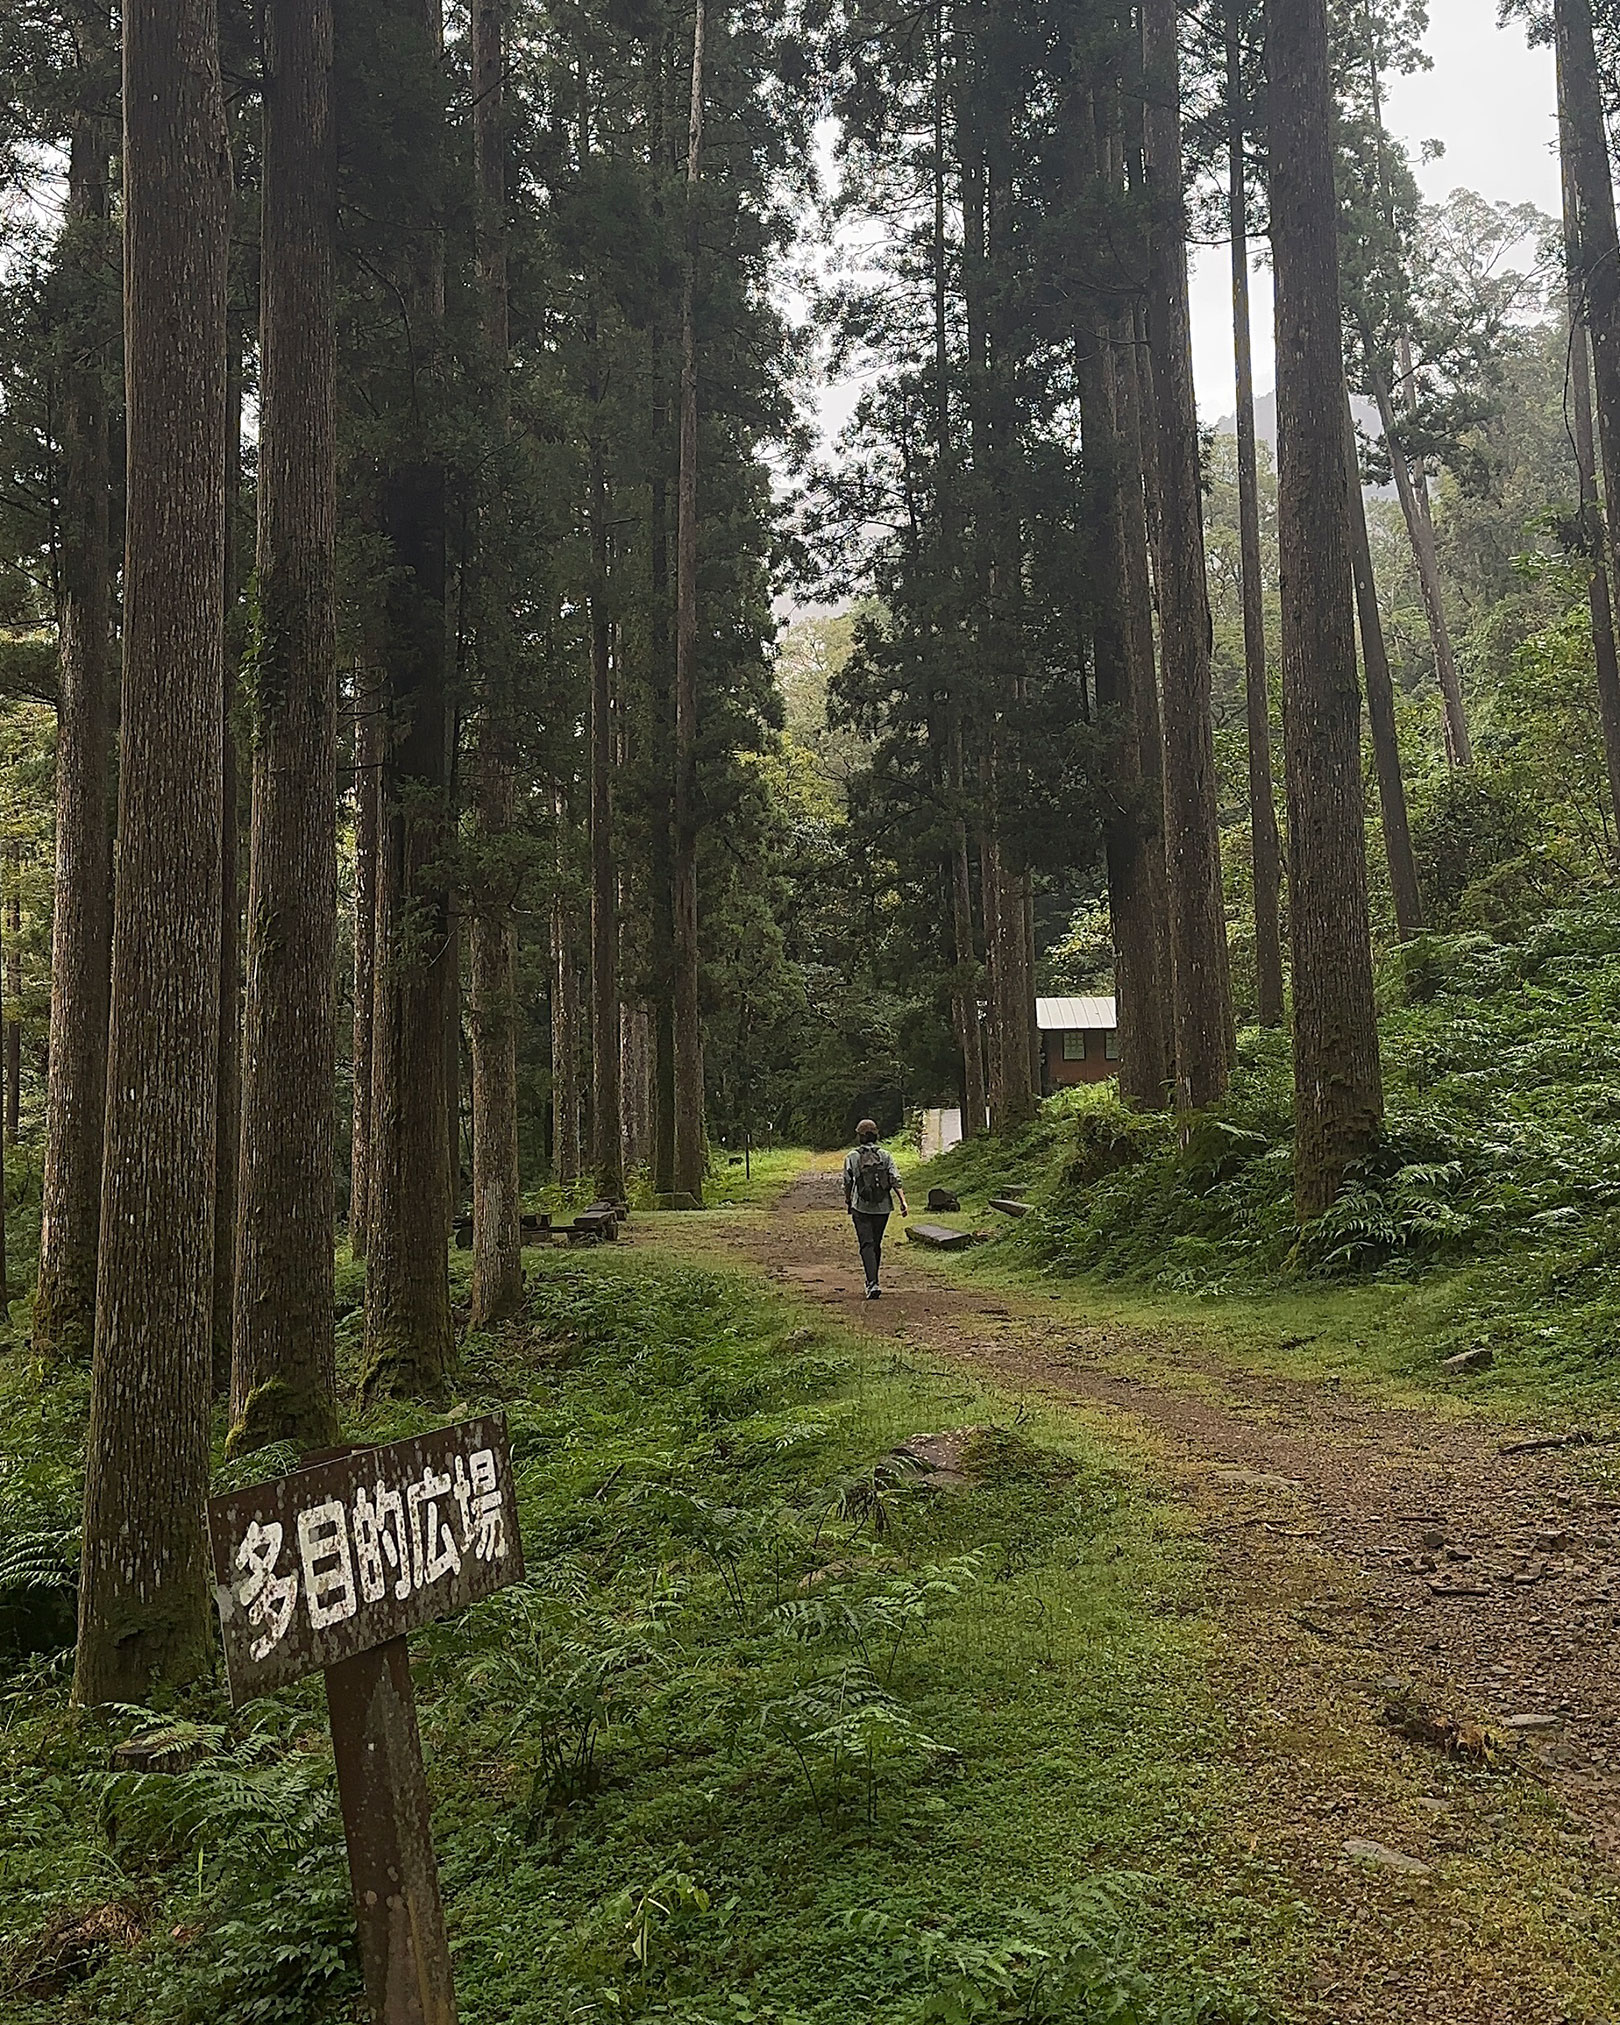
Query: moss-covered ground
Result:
<box><xmin>0</xmin><ymin>1243</ymin><xmax>1295</xmax><ymax>2025</ymax></box>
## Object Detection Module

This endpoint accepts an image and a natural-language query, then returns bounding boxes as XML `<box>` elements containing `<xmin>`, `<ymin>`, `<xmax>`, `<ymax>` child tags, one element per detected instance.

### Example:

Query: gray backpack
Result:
<box><xmin>853</xmin><ymin>1144</ymin><xmax>890</xmax><ymax>1208</ymax></box>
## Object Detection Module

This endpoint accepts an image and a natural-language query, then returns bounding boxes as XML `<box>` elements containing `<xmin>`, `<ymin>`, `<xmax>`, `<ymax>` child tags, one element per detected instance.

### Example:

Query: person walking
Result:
<box><xmin>843</xmin><ymin>1118</ymin><xmax>908</xmax><ymax>1299</ymax></box>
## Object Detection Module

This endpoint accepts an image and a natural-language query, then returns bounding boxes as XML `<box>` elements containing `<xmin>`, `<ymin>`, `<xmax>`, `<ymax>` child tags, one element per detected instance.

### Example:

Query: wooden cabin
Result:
<box><xmin>1036</xmin><ymin>995</ymin><xmax>1118</xmax><ymax>1091</ymax></box>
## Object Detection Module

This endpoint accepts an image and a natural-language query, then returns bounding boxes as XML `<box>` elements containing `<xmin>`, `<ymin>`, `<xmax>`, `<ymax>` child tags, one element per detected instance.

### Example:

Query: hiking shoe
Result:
<box><xmin>867</xmin><ymin>1285</ymin><xmax>882</xmax><ymax>1300</ymax></box>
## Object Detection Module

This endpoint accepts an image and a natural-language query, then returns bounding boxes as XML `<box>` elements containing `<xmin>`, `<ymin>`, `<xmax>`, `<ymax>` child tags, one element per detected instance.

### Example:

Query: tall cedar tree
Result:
<box><xmin>1556</xmin><ymin>0</ymin><xmax>1620</xmax><ymax>817</ymax></box>
<box><xmin>1557</xmin><ymin>76</ymin><xmax>1620</xmax><ymax>828</ymax></box>
<box><xmin>361</xmin><ymin>0</ymin><xmax>456</xmax><ymax>1398</ymax></box>
<box><xmin>75</xmin><ymin>0</ymin><xmax>230</xmax><ymax>1701</ymax></box>
<box><xmin>34</xmin><ymin>14</ymin><xmax>115</xmax><ymax>1364</ymax></box>
<box><xmin>1344</xmin><ymin>396</ymin><xmax>1424</xmax><ymax>937</ymax></box>
<box><xmin>1142</xmin><ymin>0</ymin><xmax>1232</xmax><ymax>1108</ymax></box>
<box><xmin>1268</xmin><ymin>0</ymin><xmax>1384</xmax><ymax>1216</ymax></box>
<box><xmin>1075</xmin><ymin>87</ymin><xmax>1171</xmax><ymax>1107</ymax></box>
<box><xmin>671</xmin><ymin>0</ymin><xmax>707</xmax><ymax>1207</ymax></box>
<box><xmin>229</xmin><ymin>0</ymin><xmax>340</xmax><ymax>1451</ymax></box>
<box><xmin>469</xmin><ymin>0</ymin><xmax>524</xmax><ymax>1324</ymax></box>
<box><xmin>1224</xmin><ymin>0</ymin><xmax>1284</xmax><ymax>1025</ymax></box>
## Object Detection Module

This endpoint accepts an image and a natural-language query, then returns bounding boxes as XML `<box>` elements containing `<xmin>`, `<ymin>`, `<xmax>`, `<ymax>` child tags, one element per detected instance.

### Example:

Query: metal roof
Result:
<box><xmin>1035</xmin><ymin>995</ymin><xmax>1117</xmax><ymax>1032</ymax></box>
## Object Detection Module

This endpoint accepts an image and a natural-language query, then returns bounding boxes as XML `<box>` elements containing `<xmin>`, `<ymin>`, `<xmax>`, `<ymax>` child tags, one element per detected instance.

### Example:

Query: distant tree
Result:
<box><xmin>1143</xmin><ymin>0</ymin><xmax>1234</xmax><ymax>1107</ymax></box>
<box><xmin>468</xmin><ymin>0</ymin><xmax>523</xmax><ymax>1325</ymax></box>
<box><xmin>1269</xmin><ymin>0</ymin><xmax>1384</xmax><ymax>1215</ymax></box>
<box><xmin>34</xmin><ymin>5</ymin><xmax>116</xmax><ymax>1365</ymax></box>
<box><xmin>229</xmin><ymin>0</ymin><xmax>340</xmax><ymax>1452</ymax></box>
<box><xmin>1223</xmin><ymin>0</ymin><xmax>1284</xmax><ymax>1026</ymax></box>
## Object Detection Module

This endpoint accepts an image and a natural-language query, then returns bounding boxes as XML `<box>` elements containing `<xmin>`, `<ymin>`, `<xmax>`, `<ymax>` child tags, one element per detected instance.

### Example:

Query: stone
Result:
<box><xmin>1420</xmin><ymin>1528</ymin><xmax>1446</xmax><ymax>1550</ymax></box>
<box><xmin>1503</xmin><ymin>1713</ymin><xmax>1562</xmax><ymax>1734</ymax></box>
<box><xmin>925</xmin><ymin>1187</ymin><xmax>960</xmax><ymax>1212</ymax></box>
<box><xmin>111</xmin><ymin>1731</ymin><xmax>213</xmax><ymax>1775</ymax></box>
<box><xmin>1442</xmin><ymin>1347</ymin><xmax>1493</xmax><ymax>1376</ymax></box>
<box><xmin>1343</xmin><ymin>1838</ymin><xmax>1430</xmax><ymax>1876</ymax></box>
<box><xmin>905</xmin><ymin>1222</ymin><xmax>982</xmax><ymax>1251</ymax></box>
<box><xmin>988</xmin><ymin>1196</ymin><xmax>1029</xmax><ymax>1218</ymax></box>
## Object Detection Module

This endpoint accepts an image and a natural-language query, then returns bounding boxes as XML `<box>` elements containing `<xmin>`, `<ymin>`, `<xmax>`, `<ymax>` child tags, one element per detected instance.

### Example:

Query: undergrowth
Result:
<box><xmin>0</xmin><ymin>1250</ymin><xmax>1291</xmax><ymax>2023</ymax></box>
<box><xmin>921</xmin><ymin>898</ymin><xmax>1620</xmax><ymax>1393</ymax></box>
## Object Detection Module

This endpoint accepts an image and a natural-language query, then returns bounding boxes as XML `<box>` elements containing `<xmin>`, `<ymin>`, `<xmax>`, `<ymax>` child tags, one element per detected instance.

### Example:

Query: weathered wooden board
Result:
<box><xmin>905</xmin><ymin>1222</ymin><xmax>981</xmax><ymax>1252</ymax></box>
<box><xmin>207</xmin><ymin>1418</ymin><xmax>523</xmax><ymax>1704</ymax></box>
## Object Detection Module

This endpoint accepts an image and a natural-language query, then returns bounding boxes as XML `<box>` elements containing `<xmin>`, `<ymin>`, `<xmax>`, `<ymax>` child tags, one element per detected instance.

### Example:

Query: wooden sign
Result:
<box><xmin>207</xmin><ymin>1419</ymin><xmax>524</xmax><ymax>2025</ymax></box>
<box><xmin>207</xmin><ymin>1416</ymin><xmax>523</xmax><ymax>1703</ymax></box>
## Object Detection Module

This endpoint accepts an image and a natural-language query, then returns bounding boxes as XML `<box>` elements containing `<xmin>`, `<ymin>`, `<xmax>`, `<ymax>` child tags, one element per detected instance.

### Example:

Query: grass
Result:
<box><xmin>904</xmin><ymin>900</ymin><xmax>1620</xmax><ymax>1417</ymax></box>
<box><xmin>0</xmin><ymin>1243</ymin><xmax>1293</xmax><ymax>2025</ymax></box>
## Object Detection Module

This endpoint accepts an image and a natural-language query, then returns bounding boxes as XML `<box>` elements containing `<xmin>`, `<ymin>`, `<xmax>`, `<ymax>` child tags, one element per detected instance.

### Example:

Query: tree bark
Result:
<box><xmin>35</xmin><ymin>65</ymin><xmax>115</xmax><ymax>1365</ymax></box>
<box><xmin>6</xmin><ymin>869</ymin><xmax>20</xmax><ymax>1145</ymax></box>
<box><xmin>74</xmin><ymin>0</ymin><xmax>230</xmax><ymax>1704</ymax></box>
<box><xmin>468</xmin><ymin>0</ymin><xmax>523</xmax><ymax>1326</ymax></box>
<box><xmin>1555</xmin><ymin>3</ymin><xmax>1620</xmax><ymax>835</ymax></box>
<box><xmin>977</xmin><ymin>830</ymin><xmax>1006</xmax><ymax>1123</ymax></box>
<box><xmin>1362</xmin><ymin>348</ymin><xmax>1473</xmax><ymax>768</ymax></box>
<box><xmin>1345</xmin><ymin>396</ymin><xmax>1425</xmax><ymax>939</ymax></box>
<box><xmin>213</xmin><ymin>322</ymin><xmax>245</xmax><ymax>1395</ymax></box>
<box><xmin>649</xmin><ymin>461</ymin><xmax>677</xmax><ymax>1198</ymax></box>
<box><xmin>351</xmin><ymin>646</ymin><xmax>381</xmax><ymax>1256</ymax></box>
<box><xmin>1141</xmin><ymin>0</ymin><xmax>1233</xmax><ymax>1109</ymax></box>
<box><xmin>934</xmin><ymin>17</ymin><xmax>986</xmax><ymax>1137</ymax></box>
<box><xmin>1226</xmin><ymin>4</ymin><xmax>1285</xmax><ymax>1026</ymax></box>
<box><xmin>362</xmin><ymin>0</ymin><xmax>454</xmax><ymax>1401</ymax></box>
<box><xmin>1114</xmin><ymin>307</ymin><xmax>1177</xmax><ymax>1091</ymax></box>
<box><xmin>589</xmin><ymin>449</ymin><xmax>624</xmax><ymax>1201</ymax></box>
<box><xmin>671</xmin><ymin>0</ymin><xmax>707</xmax><ymax>1208</ymax></box>
<box><xmin>1269</xmin><ymin>0</ymin><xmax>1384</xmax><ymax>1220</ymax></box>
<box><xmin>551</xmin><ymin>827</ymin><xmax>582</xmax><ymax>1186</ymax></box>
<box><xmin>229</xmin><ymin>0</ymin><xmax>339</xmax><ymax>1454</ymax></box>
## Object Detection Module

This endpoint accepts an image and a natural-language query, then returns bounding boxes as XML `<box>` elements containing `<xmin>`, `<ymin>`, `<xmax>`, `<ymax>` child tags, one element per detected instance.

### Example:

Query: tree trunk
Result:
<box><xmin>229</xmin><ymin>0</ymin><xmax>339</xmax><ymax>1454</ymax></box>
<box><xmin>649</xmin><ymin>462</ymin><xmax>677</xmax><ymax>1198</ymax></box>
<box><xmin>1113</xmin><ymin>304</ymin><xmax>1178</xmax><ymax>1092</ymax></box>
<box><xmin>351</xmin><ymin>646</ymin><xmax>381</xmax><ymax>1256</ymax></box>
<box><xmin>1269</xmin><ymin>0</ymin><xmax>1384</xmax><ymax>1219</ymax></box>
<box><xmin>468</xmin><ymin>0</ymin><xmax>523</xmax><ymax>1326</ymax></box>
<box><xmin>589</xmin><ymin>451</ymin><xmax>624</xmax><ymax>1201</ymax></box>
<box><xmin>1141</xmin><ymin>0</ymin><xmax>1233</xmax><ymax>1108</ymax></box>
<box><xmin>551</xmin><ymin>842</ymin><xmax>582</xmax><ymax>1186</ymax></box>
<box><xmin>213</xmin><ymin>324</ymin><xmax>245</xmax><ymax>1395</ymax></box>
<box><xmin>74</xmin><ymin>0</ymin><xmax>230</xmax><ymax>1704</ymax></box>
<box><xmin>35</xmin><ymin>63</ymin><xmax>115</xmax><ymax>1363</ymax></box>
<box><xmin>1555</xmin><ymin>1</ymin><xmax>1620</xmax><ymax>834</ymax></box>
<box><xmin>1077</xmin><ymin>311</ymin><xmax>1171</xmax><ymax>1106</ymax></box>
<box><xmin>1345</xmin><ymin>396</ymin><xmax>1425</xmax><ymax>938</ymax></box>
<box><xmin>5</xmin><ymin>868</ymin><xmax>19</xmax><ymax>1144</ymax></box>
<box><xmin>949</xmin><ymin>732</ymin><xmax>986</xmax><ymax>1133</ymax></box>
<box><xmin>1362</xmin><ymin>348</ymin><xmax>1473</xmax><ymax>768</ymax></box>
<box><xmin>1226</xmin><ymin>4</ymin><xmax>1285</xmax><ymax>1026</ymax></box>
<box><xmin>361</xmin><ymin>0</ymin><xmax>454</xmax><ymax>1403</ymax></box>
<box><xmin>671</xmin><ymin>0</ymin><xmax>707</xmax><ymax>1208</ymax></box>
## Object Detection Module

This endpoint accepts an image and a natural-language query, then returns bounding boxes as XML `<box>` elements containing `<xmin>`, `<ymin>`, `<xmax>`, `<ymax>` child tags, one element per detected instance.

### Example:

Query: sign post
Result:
<box><xmin>207</xmin><ymin>1417</ymin><xmax>524</xmax><ymax>2025</ymax></box>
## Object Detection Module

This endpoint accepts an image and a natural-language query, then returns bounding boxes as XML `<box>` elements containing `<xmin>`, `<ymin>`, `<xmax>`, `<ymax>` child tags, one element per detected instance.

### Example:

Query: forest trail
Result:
<box><xmin>651</xmin><ymin>1160</ymin><xmax>1620</xmax><ymax>2022</ymax></box>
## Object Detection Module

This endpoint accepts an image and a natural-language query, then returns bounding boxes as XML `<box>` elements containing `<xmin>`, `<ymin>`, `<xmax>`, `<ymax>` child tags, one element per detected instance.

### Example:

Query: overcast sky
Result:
<box><xmin>1190</xmin><ymin>0</ymin><xmax>1563</xmax><ymax>416</ymax></box>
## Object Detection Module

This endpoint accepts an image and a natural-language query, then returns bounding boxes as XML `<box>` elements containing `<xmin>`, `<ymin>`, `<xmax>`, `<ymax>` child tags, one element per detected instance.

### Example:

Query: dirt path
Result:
<box><xmin>672</xmin><ymin>1163</ymin><xmax>1620</xmax><ymax>2023</ymax></box>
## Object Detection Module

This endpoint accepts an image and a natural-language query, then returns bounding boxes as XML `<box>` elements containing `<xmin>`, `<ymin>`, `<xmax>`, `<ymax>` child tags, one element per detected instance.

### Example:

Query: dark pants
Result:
<box><xmin>852</xmin><ymin>1211</ymin><xmax>889</xmax><ymax>1288</ymax></box>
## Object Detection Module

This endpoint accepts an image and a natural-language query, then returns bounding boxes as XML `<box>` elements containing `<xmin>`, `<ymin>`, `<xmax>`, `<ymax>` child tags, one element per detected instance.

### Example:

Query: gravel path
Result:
<box><xmin>686</xmin><ymin>1162</ymin><xmax>1620</xmax><ymax>2023</ymax></box>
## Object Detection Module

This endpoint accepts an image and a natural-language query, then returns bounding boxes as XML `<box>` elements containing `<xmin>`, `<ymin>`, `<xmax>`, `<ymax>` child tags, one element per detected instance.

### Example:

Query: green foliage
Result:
<box><xmin>0</xmin><ymin>1250</ymin><xmax>1288</xmax><ymax>2023</ymax></box>
<box><xmin>920</xmin><ymin>900</ymin><xmax>1620</xmax><ymax>1387</ymax></box>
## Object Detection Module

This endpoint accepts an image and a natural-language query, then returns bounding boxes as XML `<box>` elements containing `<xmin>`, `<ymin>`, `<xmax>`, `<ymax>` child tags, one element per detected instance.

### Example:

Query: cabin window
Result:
<box><xmin>1061</xmin><ymin>1030</ymin><xmax>1086</xmax><ymax>1061</ymax></box>
<box><xmin>1104</xmin><ymin>1029</ymin><xmax>1119</xmax><ymax>1061</ymax></box>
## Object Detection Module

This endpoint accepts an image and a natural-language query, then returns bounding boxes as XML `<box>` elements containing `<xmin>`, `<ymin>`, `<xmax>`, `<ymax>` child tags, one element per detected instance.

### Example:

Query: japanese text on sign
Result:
<box><xmin>207</xmin><ymin>1417</ymin><xmax>523</xmax><ymax>1702</ymax></box>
